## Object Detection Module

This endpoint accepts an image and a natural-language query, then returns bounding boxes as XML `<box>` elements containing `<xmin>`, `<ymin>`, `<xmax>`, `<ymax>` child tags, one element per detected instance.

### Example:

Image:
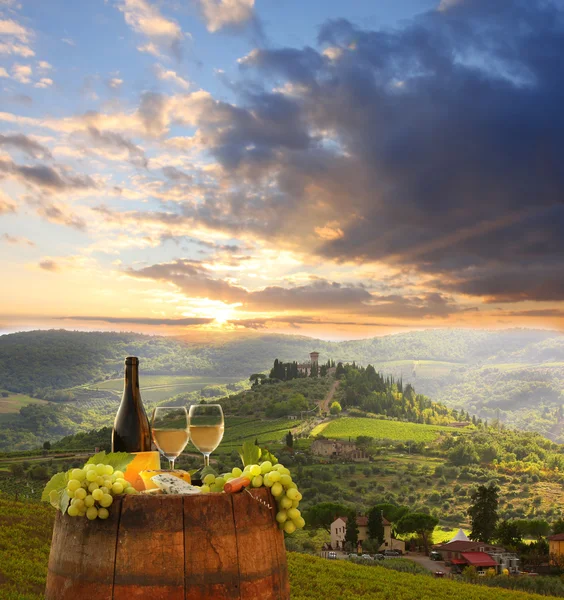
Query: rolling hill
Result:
<box><xmin>1</xmin><ymin>328</ymin><xmax>564</xmax><ymax>449</ymax></box>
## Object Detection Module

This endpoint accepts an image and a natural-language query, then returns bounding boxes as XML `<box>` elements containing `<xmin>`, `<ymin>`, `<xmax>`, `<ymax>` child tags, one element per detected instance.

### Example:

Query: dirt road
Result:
<box><xmin>318</xmin><ymin>379</ymin><xmax>340</xmax><ymax>413</ymax></box>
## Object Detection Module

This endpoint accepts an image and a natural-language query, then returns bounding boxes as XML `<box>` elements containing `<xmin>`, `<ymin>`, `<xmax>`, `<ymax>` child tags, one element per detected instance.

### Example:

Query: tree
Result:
<box><xmin>367</xmin><ymin>507</ymin><xmax>384</xmax><ymax>547</ymax></box>
<box><xmin>320</xmin><ymin>364</ymin><xmax>327</xmax><ymax>377</ymax></box>
<box><xmin>310</xmin><ymin>362</ymin><xmax>319</xmax><ymax>378</ymax></box>
<box><xmin>468</xmin><ymin>483</ymin><xmax>499</xmax><ymax>543</ymax></box>
<box><xmin>330</xmin><ymin>401</ymin><xmax>342</xmax><ymax>415</ymax></box>
<box><xmin>303</xmin><ymin>502</ymin><xmax>353</xmax><ymax>531</ymax></box>
<box><xmin>335</xmin><ymin>362</ymin><xmax>345</xmax><ymax>378</ymax></box>
<box><xmin>396</xmin><ymin>513</ymin><xmax>438</xmax><ymax>553</ymax></box>
<box><xmin>345</xmin><ymin>514</ymin><xmax>359</xmax><ymax>547</ymax></box>
<box><xmin>552</xmin><ymin>519</ymin><xmax>564</xmax><ymax>535</ymax></box>
<box><xmin>448</xmin><ymin>441</ymin><xmax>479</xmax><ymax>466</ymax></box>
<box><xmin>527</xmin><ymin>519</ymin><xmax>550</xmax><ymax>541</ymax></box>
<box><xmin>285</xmin><ymin>431</ymin><xmax>294</xmax><ymax>448</ymax></box>
<box><xmin>494</xmin><ymin>520</ymin><xmax>522</xmax><ymax>548</ymax></box>
<box><xmin>43</xmin><ymin>440</ymin><xmax>51</xmax><ymax>450</ymax></box>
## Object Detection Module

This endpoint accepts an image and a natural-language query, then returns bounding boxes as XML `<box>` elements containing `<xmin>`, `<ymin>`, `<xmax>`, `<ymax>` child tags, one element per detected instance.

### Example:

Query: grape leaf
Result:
<box><xmin>85</xmin><ymin>451</ymin><xmax>134</xmax><ymax>472</ymax></box>
<box><xmin>200</xmin><ymin>465</ymin><xmax>218</xmax><ymax>479</ymax></box>
<box><xmin>60</xmin><ymin>490</ymin><xmax>71</xmax><ymax>514</ymax></box>
<box><xmin>41</xmin><ymin>473</ymin><xmax>69</xmax><ymax>512</ymax></box>
<box><xmin>238</xmin><ymin>440</ymin><xmax>261</xmax><ymax>467</ymax></box>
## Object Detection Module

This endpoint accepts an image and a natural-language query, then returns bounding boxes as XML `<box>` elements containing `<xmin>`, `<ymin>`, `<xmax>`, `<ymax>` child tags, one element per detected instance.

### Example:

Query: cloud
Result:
<box><xmin>117</xmin><ymin>0</ymin><xmax>183</xmax><ymax>58</ymax></box>
<box><xmin>0</xmin><ymin>67</ymin><xmax>7</xmax><ymax>77</ymax></box>
<box><xmin>0</xmin><ymin>18</ymin><xmax>30</xmax><ymax>41</ymax></box>
<box><xmin>154</xmin><ymin>64</ymin><xmax>189</xmax><ymax>90</ymax></box>
<box><xmin>26</xmin><ymin>197</ymin><xmax>87</xmax><ymax>230</ymax></box>
<box><xmin>108</xmin><ymin>77</ymin><xmax>123</xmax><ymax>89</ymax></box>
<box><xmin>1</xmin><ymin>233</ymin><xmax>34</xmax><ymax>246</ymax></box>
<box><xmin>162</xmin><ymin>165</ymin><xmax>192</xmax><ymax>182</ymax></box>
<box><xmin>38</xmin><ymin>258</ymin><xmax>59</xmax><ymax>271</ymax></box>
<box><xmin>137</xmin><ymin>42</ymin><xmax>164</xmax><ymax>58</ymax></box>
<box><xmin>0</xmin><ymin>133</ymin><xmax>52</xmax><ymax>158</ymax></box>
<box><xmin>0</xmin><ymin>157</ymin><xmax>97</xmax><ymax>193</ymax></box>
<box><xmin>64</xmin><ymin>315</ymin><xmax>214</xmax><ymax>326</ymax></box>
<box><xmin>198</xmin><ymin>0</ymin><xmax>256</xmax><ymax>33</ymax></box>
<box><xmin>84</xmin><ymin>127</ymin><xmax>148</xmax><ymax>168</ymax></box>
<box><xmin>61</xmin><ymin>38</ymin><xmax>75</xmax><ymax>46</ymax></box>
<box><xmin>143</xmin><ymin>0</ymin><xmax>564</xmax><ymax>306</ymax></box>
<box><xmin>12</xmin><ymin>63</ymin><xmax>31</xmax><ymax>83</ymax></box>
<box><xmin>37</xmin><ymin>60</ymin><xmax>52</xmax><ymax>71</ymax></box>
<box><xmin>125</xmin><ymin>258</ymin><xmax>464</xmax><ymax>318</ymax></box>
<box><xmin>0</xmin><ymin>18</ymin><xmax>33</xmax><ymax>57</ymax></box>
<box><xmin>0</xmin><ymin>190</ymin><xmax>16</xmax><ymax>214</ymax></box>
<box><xmin>34</xmin><ymin>77</ymin><xmax>53</xmax><ymax>88</ymax></box>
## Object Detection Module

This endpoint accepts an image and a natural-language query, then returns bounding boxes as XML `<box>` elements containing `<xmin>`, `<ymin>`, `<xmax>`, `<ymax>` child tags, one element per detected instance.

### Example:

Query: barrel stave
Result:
<box><xmin>114</xmin><ymin>495</ymin><xmax>185</xmax><ymax>600</ymax></box>
<box><xmin>183</xmin><ymin>493</ymin><xmax>241</xmax><ymax>600</ymax></box>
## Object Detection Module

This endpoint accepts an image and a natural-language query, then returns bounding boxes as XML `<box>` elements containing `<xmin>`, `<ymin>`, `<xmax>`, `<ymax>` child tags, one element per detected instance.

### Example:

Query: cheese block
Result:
<box><xmin>139</xmin><ymin>469</ymin><xmax>191</xmax><ymax>491</ymax></box>
<box><xmin>151</xmin><ymin>474</ymin><xmax>202</xmax><ymax>495</ymax></box>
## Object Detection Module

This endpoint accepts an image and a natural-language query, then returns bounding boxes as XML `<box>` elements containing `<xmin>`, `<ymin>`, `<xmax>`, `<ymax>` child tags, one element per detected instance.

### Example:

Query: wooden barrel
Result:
<box><xmin>45</xmin><ymin>487</ymin><xmax>290</xmax><ymax>600</ymax></box>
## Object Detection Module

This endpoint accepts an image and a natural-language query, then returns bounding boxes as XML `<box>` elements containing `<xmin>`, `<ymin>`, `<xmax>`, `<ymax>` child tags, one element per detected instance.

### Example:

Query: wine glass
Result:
<box><xmin>189</xmin><ymin>404</ymin><xmax>224</xmax><ymax>467</ymax></box>
<box><xmin>151</xmin><ymin>406</ymin><xmax>190</xmax><ymax>470</ymax></box>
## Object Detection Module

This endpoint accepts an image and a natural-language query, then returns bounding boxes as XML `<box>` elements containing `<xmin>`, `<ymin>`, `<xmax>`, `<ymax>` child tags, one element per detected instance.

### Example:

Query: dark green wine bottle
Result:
<box><xmin>112</xmin><ymin>357</ymin><xmax>151</xmax><ymax>452</ymax></box>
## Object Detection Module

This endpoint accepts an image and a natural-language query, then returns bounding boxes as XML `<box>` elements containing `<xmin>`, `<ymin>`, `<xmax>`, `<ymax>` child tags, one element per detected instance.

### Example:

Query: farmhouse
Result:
<box><xmin>549</xmin><ymin>533</ymin><xmax>564</xmax><ymax>562</ymax></box>
<box><xmin>330</xmin><ymin>516</ymin><xmax>405</xmax><ymax>553</ymax></box>
<box><xmin>311</xmin><ymin>439</ymin><xmax>369</xmax><ymax>461</ymax></box>
<box><xmin>433</xmin><ymin>539</ymin><xmax>519</xmax><ymax>574</ymax></box>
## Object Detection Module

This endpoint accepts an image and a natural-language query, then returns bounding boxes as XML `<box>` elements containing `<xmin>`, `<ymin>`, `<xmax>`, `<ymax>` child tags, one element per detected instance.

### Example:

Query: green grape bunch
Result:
<box><xmin>63</xmin><ymin>463</ymin><xmax>138</xmax><ymax>520</ymax></box>
<box><xmin>196</xmin><ymin>461</ymin><xmax>305</xmax><ymax>535</ymax></box>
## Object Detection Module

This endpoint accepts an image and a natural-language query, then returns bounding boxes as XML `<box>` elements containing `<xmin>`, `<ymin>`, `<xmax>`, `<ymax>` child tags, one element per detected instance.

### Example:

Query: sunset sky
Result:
<box><xmin>1</xmin><ymin>0</ymin><xmax>563</xmax><ymax>340</ymax></box>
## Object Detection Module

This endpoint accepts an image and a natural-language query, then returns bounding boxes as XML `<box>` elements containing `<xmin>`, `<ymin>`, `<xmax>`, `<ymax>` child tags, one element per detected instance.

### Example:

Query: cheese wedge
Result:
<box><xmin>151</xmin><ymin>474</ymin><xmax>201</xmax><ymax>495</ymax></box>
<box><xmin>139</xmin><ymin>469</ymin><xmax>191</xmax><ymax>490</ymax></box>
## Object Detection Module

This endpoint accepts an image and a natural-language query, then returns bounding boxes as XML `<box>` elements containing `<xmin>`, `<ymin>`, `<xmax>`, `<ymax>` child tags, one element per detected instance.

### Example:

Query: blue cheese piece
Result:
<box><xmin>151</xmin><ymin>474</ymin><xmax>202</xmax><ymax>495</ymax></box>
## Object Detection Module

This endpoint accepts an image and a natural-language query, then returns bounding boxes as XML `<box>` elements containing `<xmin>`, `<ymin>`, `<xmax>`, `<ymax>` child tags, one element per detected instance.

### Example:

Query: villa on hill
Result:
<box><xmin>330</xmin><ymin>515</ymin><xmax>405</xmax><ymax>553</ymax></box>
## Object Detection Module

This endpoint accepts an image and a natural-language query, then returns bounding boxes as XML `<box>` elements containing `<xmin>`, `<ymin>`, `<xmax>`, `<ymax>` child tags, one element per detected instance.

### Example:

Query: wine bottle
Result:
<box><xmin>112</xmin><ymin>356</ymin><xmax>151</xmax><ymax>452</ymax></box>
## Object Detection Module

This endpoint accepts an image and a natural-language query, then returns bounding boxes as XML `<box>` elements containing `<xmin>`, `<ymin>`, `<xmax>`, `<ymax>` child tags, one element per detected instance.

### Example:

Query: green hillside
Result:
<box><xmin>1</xmin><ymin>328</ymin><xmax>564</xmax><ymax>449</ymax></box>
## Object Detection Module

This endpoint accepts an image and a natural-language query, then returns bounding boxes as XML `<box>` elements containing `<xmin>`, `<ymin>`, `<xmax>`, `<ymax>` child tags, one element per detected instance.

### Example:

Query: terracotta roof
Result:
<box><xmin>549</xmin><ymin>533</ymin><xmax>564</xmax><ymax>541</ymax></box>
<box><xmin>461</xmin><ymin>552</ymin><xmax>498</xmax><ymax>568</ymax></box>
<box><xmin>435</xmin><ymin>540</ymin><xmax>504</xmax><ymax>552</ymax></box>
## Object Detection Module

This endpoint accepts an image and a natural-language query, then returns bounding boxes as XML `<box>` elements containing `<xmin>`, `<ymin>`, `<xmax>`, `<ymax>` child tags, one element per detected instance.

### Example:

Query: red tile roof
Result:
<box><xmin>549</xmin><ymin>533</ymin><xmax>564</xmax><ymax>541</ymax></box>
<box><xmin>461</xmin><ymin>552</ymin><xmax>498</xmax><ymax>568</ymax></box>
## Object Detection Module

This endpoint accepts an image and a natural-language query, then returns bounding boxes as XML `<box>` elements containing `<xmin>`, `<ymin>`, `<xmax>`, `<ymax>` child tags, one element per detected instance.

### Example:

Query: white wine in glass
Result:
<box><xmin>189</xmin><ymin>404</ymin><xmax>224</xmax><ymax>467</ymax></box>
<box><xmin>151</xmin><ymin>406</ymin><xmax>190</xmax><ymax>470</ymax></box>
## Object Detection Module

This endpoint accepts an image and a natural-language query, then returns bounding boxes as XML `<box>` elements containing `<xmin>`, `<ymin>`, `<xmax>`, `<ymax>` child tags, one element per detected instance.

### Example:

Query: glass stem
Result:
<box><xmin>204</xmin><ymin>453</ymin><xmax>210</xmax><ymax>467</ymax></box>
<box><xmin>169</xmin><ymin>458</ymin><xmax>175</xmax><ymax>470</ymax></box>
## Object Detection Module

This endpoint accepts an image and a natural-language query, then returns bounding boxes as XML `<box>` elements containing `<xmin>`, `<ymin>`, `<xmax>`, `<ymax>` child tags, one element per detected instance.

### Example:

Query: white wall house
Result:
<box><xmin>330</xmin><ymin>516</ymin><xmax>405</xmax><ymax>552</ymax></box>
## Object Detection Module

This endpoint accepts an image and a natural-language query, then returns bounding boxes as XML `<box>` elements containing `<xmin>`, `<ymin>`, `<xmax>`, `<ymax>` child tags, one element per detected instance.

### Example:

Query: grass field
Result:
<box><xmin>220</xmin><ymin>417</ymin><xmax>302</xmax><ymax>450</ymax></box>
<box><xmin>86</xmin><ymin>375</ymin><xmax>241</xmax><ymax>402</ymax></box>
<box><xmin>288</xmin><ymin>553</ymin><xmax>559</xmax><ymax>600</ymax></box>
<box><xmin>311</xmin><ymin>417</ymin><xmax>456</xmax><ymax>442</ymax></box>
<box><xmin>0</xmin><ymin>499</ymin><xmax>557</xmax><ymax>600</ymax></box>
<box><xmin>0</xmin><ymin>392</ymin><xmax>48</xmax><ymax>422</ymax></box>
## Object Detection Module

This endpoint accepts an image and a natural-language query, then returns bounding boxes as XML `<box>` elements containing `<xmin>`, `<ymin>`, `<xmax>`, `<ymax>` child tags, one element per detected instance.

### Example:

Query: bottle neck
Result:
<box><xmin>124</xmin><ymin>363</ymin><xmax>140</xmax><ymax>402</ymax></box>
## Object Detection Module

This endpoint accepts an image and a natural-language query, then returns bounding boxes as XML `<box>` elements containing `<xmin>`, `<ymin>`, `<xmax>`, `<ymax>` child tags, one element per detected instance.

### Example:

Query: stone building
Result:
<box><xmin>311</xmin><ymin>438</ymin><xmax>369</xmax><ymax>461</ymax></box>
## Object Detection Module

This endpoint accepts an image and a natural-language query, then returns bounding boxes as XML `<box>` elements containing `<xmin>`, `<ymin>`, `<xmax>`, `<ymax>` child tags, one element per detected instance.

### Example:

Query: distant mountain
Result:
<box><xmin>1</xmin><ymin>328</ymin><xmax>563</xmax><ymax>440</ymax></box>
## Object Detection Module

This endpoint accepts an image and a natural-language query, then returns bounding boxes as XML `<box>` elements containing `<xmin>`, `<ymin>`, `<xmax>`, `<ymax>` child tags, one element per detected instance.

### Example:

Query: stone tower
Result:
<box><xmin>309</xmin><ymin>351</ymin><xmax>319</xmax><ymax>367</ymax></box>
